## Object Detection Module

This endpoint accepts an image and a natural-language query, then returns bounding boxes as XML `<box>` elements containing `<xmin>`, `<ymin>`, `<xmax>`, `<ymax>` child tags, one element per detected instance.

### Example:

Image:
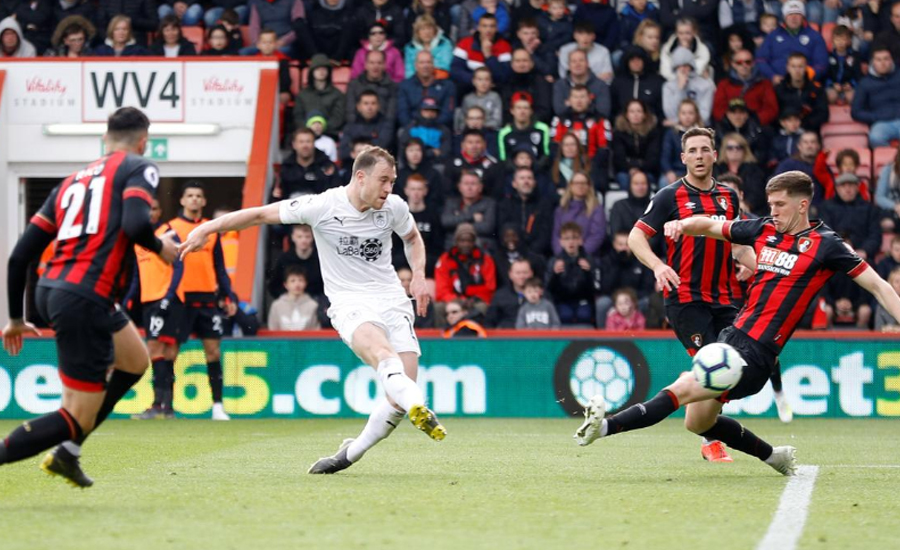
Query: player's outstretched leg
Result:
<box><xmin>309</xmin><ymin>398</ymin><xmax>406</xmax><ymax>474</ymax></box>
<box><xmin>40</xmin><ymin>446</ymin><xmax>94</xmax><ymax>488</ymax></box>
<box><xmin>574</xmin><ymin>389</ymin><xmax>680</xmax><ymax>446</ymax></box>
<box><xmin>308</xmin><ymin>438</ymin><xmax>355</xmax><ymax>474</ymax></box>
<box><xmin>0</xmin><ymin>408</ymin><xmax>84</xmax><ymax>466</ymax></box>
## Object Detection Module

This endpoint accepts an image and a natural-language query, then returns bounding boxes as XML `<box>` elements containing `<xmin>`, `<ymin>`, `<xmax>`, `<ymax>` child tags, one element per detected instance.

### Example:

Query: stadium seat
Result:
<box><xmin>823</xmin><ymin>134</ymin><xmax>868</xmax><ymax>152</ymax></box>
<box><xmin>821</xmin><ymin>23</ymin><xmax>836</xmax><ymax>51</ymax></box>
<box><xmin>332</xmin><ymin>67</ymin><xmax>351</xmax><ymax>93</ymax></box>
<box><xmin>604</xmin><ymin>190</ymin><xmax>628</xmax><ymax>219</ymax></box>
<box><xmin>826</xmin><ymin>147</ymin><xmax>871</xmax><ymax>177</ymax></box>
<box><xmin>240</xmin><ymin>25</ymin><xmax>250</xmax><ymax>47</ymax></box>
<box><xmin>182</xmin><ymin>27</ymin><xmax>204</xmax><ymax>54</ymax></box>
<box><xmin>820</xmin><ymin>121</ymin><xmax>869</xmax><ymax>138</ymax></box>
<box><xmin>874</xmin><ymin>147</ymin><xmax>898</xmax><ymax>178</ymax></box>
<box><xmin>828</xmin><ymin>104</ymin><xmax>853</xmax><ymax>124</ymax></box>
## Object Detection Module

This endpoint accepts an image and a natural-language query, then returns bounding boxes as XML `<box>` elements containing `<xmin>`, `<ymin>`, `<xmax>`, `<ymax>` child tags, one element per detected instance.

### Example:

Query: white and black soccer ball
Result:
<box><xmin>570</xmin><ymin>347</ymin><xmax>635</xmax><ymax>410</ymax></box>
<box><xmin>691</xmin><ymin>343</ymin><xmax>746</xmax><ymax>392</ymax></box>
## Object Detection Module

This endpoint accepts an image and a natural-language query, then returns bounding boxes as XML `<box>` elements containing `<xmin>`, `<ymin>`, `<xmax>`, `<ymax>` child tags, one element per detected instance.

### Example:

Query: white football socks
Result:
<box><xmin>377</xmin><ymin>357</ymin><xmax>424</xmax><ymax>412</ymax></box>
<box><xmin>347</xmin><ymin>399</ymin><xmax>405</xmax><ymax>463</ymax></box>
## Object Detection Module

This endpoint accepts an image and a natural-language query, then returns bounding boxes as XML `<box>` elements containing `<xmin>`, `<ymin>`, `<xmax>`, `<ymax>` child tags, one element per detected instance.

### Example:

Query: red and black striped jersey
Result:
<box><xmin>32</xmin><ymin>151</ymin><xmax>160</xmax><ymax>306</ymax></box>
<box><xmin>635</xmin><ymin>178</ymin><xmax>741</xmax><ymax>306</ymax></box>
<box><xmin>723</xmin><ymin>217</ymin><xmax>867</xmax><ymax>353</ymax></box>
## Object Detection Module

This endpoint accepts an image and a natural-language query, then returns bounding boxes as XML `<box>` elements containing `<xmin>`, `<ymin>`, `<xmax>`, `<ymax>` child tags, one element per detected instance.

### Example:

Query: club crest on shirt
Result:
<box><xmin>373</xmin><ymin>211</ymin><xmax>388</xmax><ymax>229</ymax></box>
<box><xmin>798</xmin><ymin>237</ymin><xmax>812</xmax><ymax>253</ymax></box>
<box><xmin>718</xmin><ymin>197</ymin><xmax>728</xmax><ymax>210</ymax></box>
<box><xmin>691</xmin><ymin>334</ymin><xmax>703</xmax><ymax>348</ymax></box>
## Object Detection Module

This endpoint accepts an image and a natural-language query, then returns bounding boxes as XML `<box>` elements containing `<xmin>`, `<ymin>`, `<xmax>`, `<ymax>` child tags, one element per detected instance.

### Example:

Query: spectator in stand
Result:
<box><xmin>713</xmin><ymin>26</ymin><xmax>755</xmax><ymax>78</ymax></box>
<box><xmin>295</xmin><ymin>54</ymin><xmax>346</xmax><ymax>138</ymax></box>
<box><xmin>552</xmin><ymin>171</ymin><xmax>606</xmax><ymax>256</ymax></box>
<box><xmin>398</xmin><ymin>97</ymin><xmax>453</xmax><ymax>165</ymax></box>
<box><xmin>435</xmin><ymin>223</ymin><xmax>498</xmax><ymax>314</ymax></box>
<box><xmin>98</xmin><ymin>0</ymin><xmax>157</xmax><ymax>45</ymax></box>
<box><xmin>501</xmin><ymin>48</ymin><xmax>553</xmax><ymax>123</ymax></box>
<box><xmin>553</xmin><ymin>48</ymin><xmax>611</xmax><ymax>118</ymax></box>
<box><xmin>716</xmin><ymin>98</ymin><xmax>767</xmax><ymax>164</ymax></box>
<box><xmin>714</xmin><ymin>133</ymin><xmax>767</xmax><ymax>215</ymax></box>
<box><xmin>9</xmin><ymin>0</ymin><xmax>53</xmax><ymax>54</ymax></box>
<box><xmin>473</xmin><ymin>0</ymin><xmax>511</xmax><ymax>35</ymax></box>
<box><xmin>442</xmin><ymin>298</ymin><xmax>488</xmax><ymax>336</ymax></box>
<box><xmin>339</xmin><ymin>91</ymin><xmax>395</xmax><ymax>163</ymax></box>
<box><xmin>398</xmin><ymin>50</ymin><xmax>456</xmax><ymax>127</ymax></box>
<box><xmin>403</xmin><ymin>0</ymin><xmax>452</xmax><ymax>43</ymax></box>
<box><xmin>245</xmin><ymin>0</ymin><xmax>304</xmax><ymax>55</ymax></box>
<box><xmin>875</xmin><ymin>150</ymin><xmax>900</xmax><ymax>231</ymax></box>
<box><xmin>94</xmin><ymin>15</ymin><xmax>148</xmax><ymax>57</ymax></box>
<box><xmin>852</xmin><ymin>46</ymin><xmax>900</xmax><ymax>148</ymax></box>
<box><xmin>351</xmin><ymin>22</ymin><xmax>405</xmax><ymax>83</ymax></box>
<box><xmin>825</xmin><ymin>25</ymin><xmax>861</xmax><ymax>105</ymax></box>
<box><xmin>612</xmin><ymin>99</ymin><xmax>662</xmax><ymax>189</ymax></box>
<box><xmin>618</xmin><ymin>0</ymin><xmax>660</xmax><ymax>53</ymax></box>
<box><xmin>454</xmin><ymin>67</ymin><xmax>503</xmax><ymax>133</ymax></box>
<box><xmin>596</xmin><ymin>231</ymin><xmax>655</xmax><ymax>328</ymax></box>
<box><xmin>768</xmin><ymin>106</ymin><xmax>804</xmax><ymax>165</ymax></box>
<box><xmin>755</xmin><ymin>13</ymin><xmax>778</xmax><ymax>48</ymax></box>
<box><xmin>662</xmin><ymin>47</ymin><xmax>715</xmax><ymax>126</ymax></box>
<box><xmin>875</xmin><ymin>267</ymin><xmax>900</xmax><ymax>331</ymax></box>
<box><xmin>545</xmin><ymin>222</ymin><xmax>600</xmax><ymax>326</ymax></box>
<box><xmin>485</xmin><ymin>257</ymin><xmax>532</xmax><ymax>327</ymax></box>
<box><xmin>558</xmin><ymin>20</ymin><xmax>613</xmax><ymax>83</ymax></box>
<box><xmin>511</xmin><ymin>17</ymin><xmax>556</xmax><ymax>78</ymax></box>
<box><xmin>497</xmin><ymin>147</ymin><xmax>557</xmax><ymax>200</ymax></box>
<box><xmin>757</xmin><ymin>0</ymin><xmax>828</xmax><ymax>83</ymax></box>
<box><xmin>267</xmin><ymin>224</ymin><xmax>324</xmax><ymax>299</ymax></box>
<box><xmin>493</xmin><ymin>225</ymin><xmax>546</xmax><ymax>287</ymax></box>
<box><xmin>876</xmin><ymin>236</ymin><xmax>900</xmax><ymax>280</ymax></box>
<box><xmin>498</xmin><ymin>93</ymin><xmax>552</xmax><ymax>169</ymax></box>
<box><xmin>550</xmin><ymin>132</ymin><xmax>591</xmax><ymax>194</ymax></box>
<box><xmin>346</xmin><ymin>50</ymin><xmax>397</xmax><ymax>124</ymax></box>
<box><xmin>391</xmin><ymin>173</ymin><xmax>444</xmax><ymax>277</ymax></box>
<box><xmin>659</xmin><ymin>0</ymin><xmax>719</xmax><ymax>44</ymax></box>
<box><xmin>551</xmin><ymin>84</ymin><xmax>612</xmax><ymax>162</ymax></box>
<box><xmin>498</xmin><ymin>167</ymin><xmax>555</xmax><ymax>257</ymax></box>
<box><xmin>446</xmin><ymin>129</ymin><xmax>502</xmax><ymax>198</ymax></box>
<box><xmin>218</xmin><ymin>9</ymin><xmax>245</xmax><ymax>52</ymax></box>
<box><xmin>275</xmin><ymin>128</ymin><xmax>339</xmax><ymax>199</ymax></box>
<box><xmin>351</xmin><ymin>0</ymin><xmax>407</xmax><ymax>51</ymax></box>
<box><xmin>819</xmin><ymin>173</ymin><xmax>883</xmax><ymax>261</ymax></box>
<box><xmin>149</xmin><ymin>15</ymin><xmax>197</xmax><ymax>57</ymax></box>
<box><xmin>158</xmin><ymin>1</ymin><xmax>204</xmax><ymax>27</ymax></box>
<box><xmin>205</xmin><ymin>2</ymin><xmax>249</xmax><ymax>28</ymax></box>
<box><xmin>775</xmin><ymin>52</ymin><xmax>828</xmax><ymax>133</ymax></box>
<box><xmin>452</xmin><ymin>14</ymin><xmax>512</xmax><ymax>94</ymax></box>
<box><xmin>774</xmin><ymin>130</ymin><xmax>835</xmax><ymax>207</ymax></box>
<box><xmin>574</xmin><ymin>0</ymin><xmax>619</xmax><ymax>52</ymax></box>
<box><xmin>611</xmin><ymin>46</ymin><xmax>665</xmax><ymax>120</ymax></box>
<box><xmin>605</xmin><ymin>288</ymin><xmax>646</xmax><ymax>331</ymax></box>
<box><xmin>516</xmin><ymin>278</ymin><xmax>561</xmax><ymax>329</ymax></box>
<box><xmin>712</xmin><ymin>48</ymin><xmax>779</xmax><ymax>127</ymax></box>
<box><xmin>660</xmin><ymin>17</ymin><xmax>712</xmax><ymax>80</ymax></box>
<box><xmin>396</xmin><ymin>138</ymin><xmax>444</xmax><ymax>209</ymax></box>
<box><xmin>45</xmin><ymin>15</ymin><xmax>95</xmax><ymax>57</ymax></box>
<box><xmin>834</xmin><ymin>148</ymin><xmax>871</xmax><ymax>202</ymax></box>
<box><xmin>441</xmin><ymin>170</ymin><xmax>497</xmax><ymax>250</ymax></box>
<box><xmin>630</xmin><ymin>19</ymin><xmax>662</xmax><ymax>73</ymax></box>
<box><xmin>306</xmin><ymin>112</ymin><xmax>338</xmax><ymax>162</ymax></box>
<box><xmin>609</xmin><ymin>170</ymin><xmax>651</xmax><ymax>235</ymax></box>
<box><xmin>453</xmin><ymin>107</ymin><xmax>500</xmax><ymax>158</ymax></box>
<box><xmin>871</xmin><ymin>1</ymin><xmax>900</xmax><ymax>63</ymax></box>
<box><xmin>202</xmin><ymin>24</ymin><xmax>235</xmax><ymax>55</ymax></box>
<box><xmin>268</xmin><ymin>266</ymin><xmax>321</xmax><ymax>330</ymax></box>
<box><xmin>404</xmin><ymin>15</ymin><xmax>454</xmax><ymax>79</ymax></box>
<box><xmin>537</xmin><ymin>0</ymin><xmax>573</xmax><ymax>58</ymax></box>
<box><xmin>511</xmin><ymin>0</ymin><xmax>543</xmax><ymax>29</ymax></box>
<box><xmin>250</xmin><ymin>29</ymin><xmax>292</xmax><ymax>108</ymax></box>
<box><xmin>303</xmin><ymin>0</ymin><xmax>354</xmax><ymax>64</ymax></box>
<box><xmin>660</xmin><ymin>99</ymin><xmax>700</xmax><ymax>187</ymax></box>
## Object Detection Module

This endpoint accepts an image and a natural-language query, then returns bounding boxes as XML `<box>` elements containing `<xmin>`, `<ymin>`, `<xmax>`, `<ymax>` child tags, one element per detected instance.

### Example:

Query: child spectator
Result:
<box><xmin>338</xmin><ymin>138</ymin><xmax>373</xmax><ymax>182</ymax></box>
<box><xmin>404</xmin><ymin>15</ymin><xmax>454</xmax><ymax>78</ymax></box>
<box><xmin>252</xmin><ymin>29</ymin><xmax>292</xmax><ymax>108</ymax></box>
<box><xmin>754</xmin><ymin>13</ymin><xmax>778</xmax><ymax>49</ymax></box>
<box><xmin>769</xmin><ymin>107</ymin><xmax>804</xmax><ymax>166</ymax></box>
<box><xmin>351</xmin><ymin>22</ymin><xmax>405</xmax><ymax>83</ymax></box>
<box><xmin>605</xmin><ymin>288</ymin><xmax>646</xmax><ymax>331</ymax></box>
<box><xmin>824</xmin><ymin>25</ymin><xmax>861</xmax><ymax>105</ymax></box>
<box><xmin>516</xmin><ymin>277</ymin><xmax>561</xmax><ymax>329</ymax></box>
<box><xmin>267</xmin><ymin>224</ymin><xmax>324</xmax><ymax>299</ymax></box>
<box><xmin>455</xmin><ymin>67</ymin><xmax>503</xmax><ymax>133</ymax></box>
<box><xmin>391</xmin><ymin>174</ymin><xmax>444</xmax><ymax>276</ymax></box>
<box><xmin>203</xmin><ymin>24</ymin><xmax>236</xmax><ymax>55</ymax></box>
<box><xmin>545</xmin><ymin>222</ymin><xmax>600</xmax><ymax>326</ymax></box>
<box><xmin>396</xmin><ymin>138</ymin><xmax>444</xmax><ymax>209</ymax></box>
<box><xmin>398</xmin><ymin>97</ymin><xmax>453</xmax><ymax>164</ymax></box>
<box><xmin>875</xmin><ymin>267</ymin><xmax>900</xmax><ymax>331</ymax></box>
<box><xmin>219</xmin><ymin>9</ymin><xmax>245</xmax><ymax>53</ymax></box>
<box><xmin>537</xmin><ymin>0</ymin><xmax>573</xmax><ymax>56</ymax></box>
<box><xmin>835</xmin><ymin>148</ymin><xmax>871</xmax><ymax>201</ymax></box>
<box><xmin>295</xmin><ymin>54</ymin><xmax>346</xmax><ymax>138</ymax></box>
<box><xmin>246</xmin><ymin>0</ymin><xmax>305</xmax><ymax>55</ymax></box>
<box><xmin>306</xmin><ymin>113</ymin><xmax>338</xmax><ymax>162</ymax></box>
<box><xmin>267</xmin><ymin>266</ymin><xmax>321</xmax><ymax>330</ymax></box>
<box><xmin>396</xmin><ymin>267</ymin><xmax>436</xmax><ymax>328</ymax></box>
<box><xmin>150</xmin><ymin>15</ymin><xmax>197</xmax><ymax>57</ymax></box>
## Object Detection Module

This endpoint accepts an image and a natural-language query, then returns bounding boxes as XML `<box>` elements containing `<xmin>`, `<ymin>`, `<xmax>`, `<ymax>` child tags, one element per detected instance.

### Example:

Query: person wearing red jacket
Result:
<box><xmin>434</xmin><ymin>223</ymin><xmax>497</xmax><ymax>312</ymax></box>
<box><xmin>712</xmin><ymin>49</ymin><xmax>778</xmax><ymax>127</ymax></box>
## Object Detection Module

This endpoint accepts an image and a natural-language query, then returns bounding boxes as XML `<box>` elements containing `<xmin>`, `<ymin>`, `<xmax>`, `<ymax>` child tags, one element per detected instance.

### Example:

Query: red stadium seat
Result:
<box><xmin>820</xmin><ymin>121</ymin><xmax>869</xmax><ymax>138</ymax></box>
<box><xmin>821</xmin><ymin>23</ymin><xmax>836</xmax><ymax>51</ymax></box>
<box><xmin>240</xmin><ymin>25</ymin><xmax>251</xmax><ymax>47</ymax></box>
<box><xmin>873</xmin><ymin>147</ymin><xmax>898</xmax><ymax>178</ymax></box>
<box><xmin>331</xmin><ymin>66</ymin><xmax>351</xmax><ymax>93</ymax></box>
<box><xmin>182</xmin><ymin>26</ymin><xmax>205</xmax><ymax>54</ymax></box>
<box><xmin>828</xmin><ymin>104</ymin><xmax>853</xmax><ymax>124</ymax></box>
<box><xmin>823</xmin><ymin>134</ymin><xmax>868</xmax><ymax>152</ymax></box>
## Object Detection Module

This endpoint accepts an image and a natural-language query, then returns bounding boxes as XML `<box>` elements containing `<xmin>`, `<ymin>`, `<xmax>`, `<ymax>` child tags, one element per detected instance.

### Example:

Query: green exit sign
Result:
<box><xmin>100</xmin><ymin>137</ymin><xmax>168</xmax><ymax>160</ymax></box>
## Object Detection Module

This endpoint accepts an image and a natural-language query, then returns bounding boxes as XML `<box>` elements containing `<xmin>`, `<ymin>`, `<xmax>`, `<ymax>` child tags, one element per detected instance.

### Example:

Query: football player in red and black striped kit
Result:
<box><xmin>1</xmin><ymin>107</ymin><xmax>178</xmax><ymax>486</ymax></box>
<box><xmin>627</xmin><ymin>128</ymin><xmax>755</xmax><ymax>463</ymax></box>
<box><xmin>576</xmin><ymin>171</ymin><xmax>900</xmax><ymax>476</ymax></box>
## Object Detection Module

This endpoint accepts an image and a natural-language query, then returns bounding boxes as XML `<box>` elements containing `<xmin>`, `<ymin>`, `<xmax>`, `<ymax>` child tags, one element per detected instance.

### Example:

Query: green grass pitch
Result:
<box><xmin>0</xmin><ymin>418</ymin><xmax>897</xmax><ymax>550</ymax></box>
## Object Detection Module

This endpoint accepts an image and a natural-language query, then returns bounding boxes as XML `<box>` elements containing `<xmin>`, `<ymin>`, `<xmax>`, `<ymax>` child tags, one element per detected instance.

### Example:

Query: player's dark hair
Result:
<box><xmin>352</xmin><ymin>145</ymin><xmax>396</xmax><ymax>176</ymax></box>
<box><xmin>560</xmin><ymin>221</ymin><xmax>583</xmax><ymax>237</ymax></box>
<box><xmin>766</xmin><ymin>170</ymin><xmax>814</xmax><ymax>199</ymax></box>
<box><xmin>106</xmin><ymin>107</ymin><xmax>150</xmax><ymax>144</ymax></box>
<box><xmin>524</xmin><ymin>277</ymin><xmax>543</xmax><ymax>289</ymax></box>
<box><xmin>181</xmin><ymin>179</ymin><xmax>205</xmax><ymax>197</ymax></box>
<box><xmin>681</xmin><ymin>127</ymin><xmax>716</xmax><ymax>151</ymax></box>
<box><xmin>283</xmin><ymin>265</ymin><xmax>307</xmax><ymax>282</ymax></box>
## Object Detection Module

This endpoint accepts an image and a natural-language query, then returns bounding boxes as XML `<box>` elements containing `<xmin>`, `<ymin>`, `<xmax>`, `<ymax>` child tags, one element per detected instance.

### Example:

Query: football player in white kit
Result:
<box><xmin>178</xmin><ymin>147</ymin><xmax>446</xmax><ymax>474</ymax></box>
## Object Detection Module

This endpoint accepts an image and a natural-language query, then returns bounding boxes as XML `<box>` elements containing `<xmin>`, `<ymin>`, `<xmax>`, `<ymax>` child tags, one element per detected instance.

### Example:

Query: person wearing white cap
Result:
<box><xmin>756</xmin><ymin>0</ymin><xmax>828</xmax><ymax>84</ymax></box>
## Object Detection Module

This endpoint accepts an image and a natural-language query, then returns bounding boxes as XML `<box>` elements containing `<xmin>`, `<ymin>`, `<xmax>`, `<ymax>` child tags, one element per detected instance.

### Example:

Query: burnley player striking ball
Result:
<box><xmin>691</xmin><ymin>343</ymin><xmax>746</xmax><ymax>392</ymax></box>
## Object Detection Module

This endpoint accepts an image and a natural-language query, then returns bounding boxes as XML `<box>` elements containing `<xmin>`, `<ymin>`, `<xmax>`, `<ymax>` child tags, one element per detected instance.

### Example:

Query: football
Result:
<box><xmin>691</xmin><ymin>343</ymin><xmax>746</xmax><ymax>392</ymax></box>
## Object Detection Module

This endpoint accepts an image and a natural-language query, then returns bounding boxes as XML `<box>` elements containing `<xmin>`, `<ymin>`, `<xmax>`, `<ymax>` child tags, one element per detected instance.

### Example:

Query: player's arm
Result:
<box><xmin>402</xmin><ymin>225</ymin><xmax>430</xmax><ymax>317</ymax></box>
<box><xmin>3</xmin><ymin>221</ymin><xmax>54</xmax><ymax>354</ymax></box>
<box><xmin>122</xmin><ymin>163</ymin><xmax>177</xmax><ymax>263</ymax></box>
<box><xmin>853</xmin><ymin>265</ymin><xmax>900</xmax><ymax>324</ymax></box>
<box><xmin>628</xmin><ymin>226</ymin><xmax>680</xmax><ymax>292</ymax></box>
<box><xmin>163</xmin><ymin>231</ymin><xmax>184</xmax><ymax>304</ymax></box>
<box><xmin>733</xmin><ymin>244</ymin><xmax>757</xmax><ymax>273</ymax></box>
<box><xmin>178</xmin><ymin>203</ymin><xmax>282</xmax><ymax>259</ymax></box>
<box><xmin>212</xmin><ymin>236</ymin><xmax>238</xmax><ymax>312</ymax></box>
<box><xmin>664</xmin><ymin>217</ymin><xmax>728</xmax><ymax>241</ymax></box>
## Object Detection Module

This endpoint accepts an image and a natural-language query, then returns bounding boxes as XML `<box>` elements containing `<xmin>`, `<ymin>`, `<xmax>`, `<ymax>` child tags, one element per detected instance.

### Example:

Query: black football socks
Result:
<box><xmin>604</xmin><ymin>390</ymin><xmax>680</xmax><ymax>435</ymax></box>
<box><xmin>700</xmin><ymin>415</ymin><xmax>773</xmax><ymax>460</ymax></box>
<box><xmin>0</xmin><ymin>409</ymin><xmax>83</xmax><ymax>464</ymax></box>
<box><xmin>207</xmin><ymin>360</ymin><xmax>223</xmax><ymax>403</ymax></box>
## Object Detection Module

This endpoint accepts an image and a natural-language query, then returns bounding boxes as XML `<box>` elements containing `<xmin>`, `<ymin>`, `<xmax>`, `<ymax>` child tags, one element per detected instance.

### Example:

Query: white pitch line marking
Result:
<box><xmin>756</xmin><ymin>465</ymin><xmax>819</xmax><ymax>550</ymax></box>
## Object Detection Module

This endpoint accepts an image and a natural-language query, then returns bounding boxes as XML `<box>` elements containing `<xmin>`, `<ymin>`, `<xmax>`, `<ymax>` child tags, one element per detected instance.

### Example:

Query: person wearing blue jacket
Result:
<box><xmin>398</xmin><ymin>50</ymin><xmax>457</xmax><ymax>127</ymax></box>
<box><xmin>851</xmin><ymin>46</ymin><xmax>900</xmax><ymax>147</ymax></box>
<box><xmin>756</xmin><ymin>0</ymin><xmax>828</xmax><ymax>82</ymax></box>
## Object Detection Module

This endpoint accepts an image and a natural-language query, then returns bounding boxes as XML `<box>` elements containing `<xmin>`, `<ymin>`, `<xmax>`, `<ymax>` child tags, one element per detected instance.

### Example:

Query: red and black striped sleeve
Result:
<box><xmin>635</xmin><ymin>184</ymin><xmax>676</xmax><ymax>237</ymax></box>
<box><xmin>822</xmin><ymin>231</ymin><xmax>868</xmax><ymax>278</ymax></box>
<box><xmin>723</xmin><ymin>217</ymin><xmax>768</xmax><ymax>245</ymax></box>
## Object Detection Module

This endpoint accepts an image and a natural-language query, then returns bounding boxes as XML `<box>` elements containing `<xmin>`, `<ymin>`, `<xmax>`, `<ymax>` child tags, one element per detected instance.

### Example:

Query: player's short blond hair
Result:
<box><xmin>352</xmin><ymin>146</ymin><xmax>396</xmax><ymax>176</ymax></box>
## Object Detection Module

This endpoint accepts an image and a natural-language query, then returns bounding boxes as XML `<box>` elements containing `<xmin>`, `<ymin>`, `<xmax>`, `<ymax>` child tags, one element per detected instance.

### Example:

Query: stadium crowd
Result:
<box><xmin>3</xmin><ymin>0</ymin><xmax>900</xmax><ymax>332</ymax></box>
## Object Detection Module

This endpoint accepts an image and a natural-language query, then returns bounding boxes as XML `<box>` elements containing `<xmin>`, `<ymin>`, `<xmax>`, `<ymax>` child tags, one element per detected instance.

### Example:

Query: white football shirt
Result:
<box><xmin>279</xmin><ymin>186</ymin><xmax>415</xmax><ymax>306</ymax></box>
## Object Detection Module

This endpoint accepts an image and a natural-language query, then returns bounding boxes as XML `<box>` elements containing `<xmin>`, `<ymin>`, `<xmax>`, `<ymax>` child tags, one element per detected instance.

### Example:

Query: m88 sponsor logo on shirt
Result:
<box><xmin>757</xmin><ymin>246</ymin><xmax>799</xmax><ymax>275</ymax></box>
